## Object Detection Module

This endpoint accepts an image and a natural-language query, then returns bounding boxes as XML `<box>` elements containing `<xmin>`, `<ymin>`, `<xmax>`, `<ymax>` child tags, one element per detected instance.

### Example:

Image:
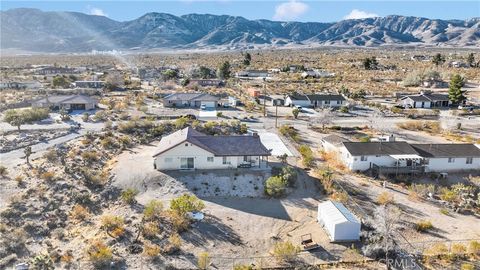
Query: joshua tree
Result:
<box><xmin>24</xmin><ymin>146</ymin><xmax>32</xmax><ymax>165</ymax></box>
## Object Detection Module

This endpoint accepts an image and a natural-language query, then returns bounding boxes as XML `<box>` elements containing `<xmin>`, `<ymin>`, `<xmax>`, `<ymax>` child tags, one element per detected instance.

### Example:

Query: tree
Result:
<box><xmin>180</xmin><ymin>78</ymin><xmax>190</xmax><ymax>86</ymax></box>
<box><xmin>292</xmin><ymin>108</ymin><xmax>300</xmax><ymax>119</ymax></box>
<box><xmin>217</xmin><ymin>61</ymin><xmax>231</xmax><ymax>79</ymax></box>
<box><xmin>24</xmin><ymin>146</ymin><xmax>32</xmax><ymax>165</ymax></box>
<box><xmin>198</xmin><ymin>66</ymin><xmax>212</xmax><ymax>79</ymax></box>
<box><xmin>162</xmin><ymin>69</ymin><xmax>178</xmax><ymax>81</ymax></box>
<box><xmin>264</xmin><ymin>176</ymin><xmax>287</xmax><ymax>197</ymax></box>
<box><xmin>243</xmin><ymin>52</ymin><xmax>251</xmax><ymax>66</ymax></box>
<box><xmin>3</xmin><ymin>110</ymin><xmax>26</xmax><ymax>131</ymax></box>
<box><xmin>52</xmin><ymin>76</ymin><xmax>69</xmax><ymax>88</ymax></box>
<box><xmin>467</xmin><ymin>53</ymin><xmax>475</xmax><ymax>67</ymax></box>
<box><xmin>312</xmin><ymin>108</ymin><xmax>333</xmax><ymax>130</ymax></box>
<box><xmin>170</xmin><ymin>194</ymin><xmax>205</xmax><ymax>216</ymax></box>
<box><xmin>363</xmin><ymin>57</ymin><xmax>378</xmax><ymax>70</ymax></box>
<box><xmin>432</xmin><ymin>53</ymin><xmax>445</xmax><ymax>67</ymax></box>
<box><xmin>448</xmin><ymin>74</ymin><xmax>466</xmax><ymax>105</ymax></box>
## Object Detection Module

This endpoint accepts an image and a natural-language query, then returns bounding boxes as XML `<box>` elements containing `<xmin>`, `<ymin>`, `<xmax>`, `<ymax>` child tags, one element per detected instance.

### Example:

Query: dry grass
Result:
<box><xmin>416</xmin><ymin>220</ymin><xmax>434</xmax><ymax>232</ymax></box>
<box><xmin>320</xmin><ymin>150</ymin><xmax>346</xmax><ymax>171</ymax></box>
<box><xmin>70</xmin><ymin>204</ymin><xmax>89</xmax><ymax>221</ymax></box>
<box><xmin>397</xmin><ymin>120</ymin><xmax>441</xmax><ymax>134</ymax></box>
<box><xmin>376</xmin><ymin>191</ymin><xmax>395</xmax><ymax>205</ymax></box>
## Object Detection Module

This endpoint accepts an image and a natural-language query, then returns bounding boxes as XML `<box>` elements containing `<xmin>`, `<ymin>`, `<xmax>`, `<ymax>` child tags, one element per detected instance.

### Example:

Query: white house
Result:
<box><xmin>317</xmin><ymin>200</ymin><xmax>361</xmax><ymax>242</ymax></box>
<box><xmin>399</xmin><ymin>92</ymin><xmax>451</xmax><ymax>109</ymax></box>
<box><xmin>285</xmin><ymin>94</ymin><xmax>345</xmax><ymax>108</ymax></box>
<box><xmin>301</xmin><ymin>69</ymin><xmax>335</xmax><ymax>79</ymax></box>
<box><xmin>411</xmin><ymin>144</ymin><xmax>480</xmax><ymax>172</ymax></box>
<box><xmin>162</xmin><ymin>93</ymin><xmax>219</xmax><ymax>108</ymax></box>
<box><xmin>321</xmin><ymin>135</ymin><xmax>350</xmax><ymax>153</ymax></box>
<box><xmin>153</xmin><ymin>127</ymin><xmax>271</xmax><ymax>170</ymax></box>
<box><xmin>31</xmin><ymin>95</ymin><xmax>98</xmax><ymax>111</ymax></box>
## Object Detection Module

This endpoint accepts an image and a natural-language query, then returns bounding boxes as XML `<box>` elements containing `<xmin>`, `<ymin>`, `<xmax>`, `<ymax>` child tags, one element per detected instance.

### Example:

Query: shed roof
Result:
<box><xmin>318</xmin><ymin>200</ymin><xmax>360</xmax><ymax>224</ymax></box>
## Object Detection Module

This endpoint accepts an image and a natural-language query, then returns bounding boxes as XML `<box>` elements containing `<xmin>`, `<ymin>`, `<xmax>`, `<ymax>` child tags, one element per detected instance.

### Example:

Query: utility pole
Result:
<box><xmin>275</xmin><ymin>102</ymin><xmax>278</xmax><ymax>128</ymax></box>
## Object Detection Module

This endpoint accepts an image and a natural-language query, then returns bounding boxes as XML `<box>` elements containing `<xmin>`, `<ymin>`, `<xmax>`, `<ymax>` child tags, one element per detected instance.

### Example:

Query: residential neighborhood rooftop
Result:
<box><xmin>411</xmin><ymin>144</ymin><xmax>480</xmax><ymax>158</ymax></box>
<box><xmin>343</xmin><ymin>142</ymin><xmax>419</xmax><ymax>156</ymax></box>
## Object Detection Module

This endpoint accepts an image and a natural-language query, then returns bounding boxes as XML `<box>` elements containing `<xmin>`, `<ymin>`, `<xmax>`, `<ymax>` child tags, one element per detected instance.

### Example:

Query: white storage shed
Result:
<box><xmin>317</xmin><ymin>200</ymin><xmax>361</xmax><ymax>242</ymax></box>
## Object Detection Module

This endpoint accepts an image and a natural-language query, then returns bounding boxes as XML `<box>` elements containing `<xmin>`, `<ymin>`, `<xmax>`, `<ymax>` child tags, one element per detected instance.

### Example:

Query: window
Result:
<box><xmin>180</xmin><ymin>158</ymin><xmax>194</xmax><ymax>169</ymax></box>
<box><xmin>337</xmin><ymin>100</ymin><xmax>341</xmax><ymax>104</ymax></box>
<box><xmin>466</xmin><ymin>157</ymin><xmax>473</xmax><ymax>164</ymax></box>
<box><xmin>325</xmin><ymin>100</ymin><xmax>330</xmax><ymax>105</ymax></box>
<box><xmin>222</xmin><ymin>157</ymin><xmax>230</xmax><ymax>164</ymax></box>
<box><xmin>185</xmin><ymin>143</ymin><xmax>188</xmax><ymax>146</ymax></box>
<box><xmin>448</xmin><ymin>158</ymin><xmax>455</xmax><ymax>163</ymax></box>
<box><xmin>164</xmin><ymin>158</ymin><xmax>172</xmax><ymax>163</ymax></box>
<box><xmin>361</xmin><ymin>156</ymin><xmax>367</xmax><ymax>161</ymax></box>
<box><xmin>207</xmin><ymin>157</ymin><xmax>214</xmax><ymax>162</ymax></box>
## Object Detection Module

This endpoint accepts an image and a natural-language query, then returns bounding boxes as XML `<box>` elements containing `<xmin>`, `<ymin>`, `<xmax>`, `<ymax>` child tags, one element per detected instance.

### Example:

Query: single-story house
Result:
<box><xmin>152</xmin><ymin>127</ymin><xmax>271</xmax><ymax>170</ymax></box>
<box><xmin>162</xmin><ymin>93</ymin><xmax>220</xmax><ymax>108</ymax></box>
<box><xmin>341</xmin><ymin>142</ymin><xmax>423</xmax><ymax>173</ymax></box>
<box><xmin>285</xmin><ymin>94</ymin><xmax>346</xmax><ymax>108</ymax></box>
<box><xmin>0</xmin><ymin>81</ymin><xmax>42</xmax><ymax>90</ymax></box>
<box><xmin>411</xmin><ymin>144</ymin><xmax>480</xmax><ymax>172</ymax></box>
<box><xmin>317</xmin><ymin>200</ymin><xmax>361</xmax><ymax>242</ymax></box>
<box><xmin>399</xmin><ymin>92</ymin><xmax>451</xmax><ymax>108</ymax></box>
<box><xmin>31</xmin><ymin>95</ymin><xmax>98</xmax><ymax>111</ymax></box>
<box><xmin>307</xmin><ymin>94</ymin><xmax>346</xmax><ymax>108</ymax></box>
<box><xmin>189</xmin><ymin>79</ymin><xmax>224</xmax><ymax>87</ymax></box>
<box><xmin>35</xmin><ymin>67</ymin><xmax>77</xmax><ymax>75</ymax></box>
<box><xmin>73</xmin><ymin>81</ymin><xmax>105</xmax><ymax>89</ymax></box>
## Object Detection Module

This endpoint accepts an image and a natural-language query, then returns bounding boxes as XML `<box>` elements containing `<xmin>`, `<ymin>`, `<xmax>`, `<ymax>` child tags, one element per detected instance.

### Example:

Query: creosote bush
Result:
<box><xmin>143</xmin><ymin>243</ymin><xmax>161</xmax><ymax>258</ymax></box>
<box><xmin>415</xmin><ymin>220</ymin><xmax>433</xmax><ymax>232</ymax></box>
<box><xmin>70</xmin><ymin>204</ymin><xmax>89</xmax><ymax>221</ymax></box>
<box><xmin>197</xmin><ymin>252</ymin><xmax>210</xmax><ymax>270</ymax></box>
<box><xmin>143</xmin><ymin>200</ymin><xmax>163</xmax><ymax>221</ymax></box>
<box><xmin>376</xmin><ymin>192</ymin><xmax>394</xmax><ymax>205</ymax></box>
<box><xmin>170</xmin><ymin>194</ymin><xmax>205</xmax><ymax>216</ymax></box>
<box><xmin>142</xmin><ymin>222</ymin><xmax>160</xmax><ymax>238</ymax></box>
<box><xmin>101</xmin><ymin>215</ymin><xmax>125</xmax><ymax>238</ymax></box>
<box><xmin>272</xmin><ymin>241</ymin><xmax>300</xmax><ymax>262</ymax></box>
<box><xmin>87</xmin><ymin>240</ymin><xmax>113</xmax><ymax>266</ymax></box>
<box><xmin>121</xmin><ymin>188</ymin><xmax>138</xmax><ymax>204</ymax></box>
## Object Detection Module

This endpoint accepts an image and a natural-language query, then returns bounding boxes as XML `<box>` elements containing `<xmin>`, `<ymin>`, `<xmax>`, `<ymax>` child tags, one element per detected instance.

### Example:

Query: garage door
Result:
<box><xmin>201</xmin><ymin>101</ymin><xmax>216</xmax><ymax>108</ymax></box>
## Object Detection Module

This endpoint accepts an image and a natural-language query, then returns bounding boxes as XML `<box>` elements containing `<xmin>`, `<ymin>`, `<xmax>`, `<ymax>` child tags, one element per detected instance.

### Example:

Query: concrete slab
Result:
<box><xmin>199</xmin><ymin>109</ymin><xmax>218</xmax><ymax>119</ymax></box>
<box><xmin>255</xmin><ymin>131</ymin><xmax>294</xmax><ymax>157</ymax></box>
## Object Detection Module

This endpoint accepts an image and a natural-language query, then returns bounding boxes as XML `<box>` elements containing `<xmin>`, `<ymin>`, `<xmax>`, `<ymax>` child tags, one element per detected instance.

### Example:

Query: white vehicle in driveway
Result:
<box><xmin>200</xmin><ymin>104</ymin><xmax>207</xmax><ymax>110</ymax></box>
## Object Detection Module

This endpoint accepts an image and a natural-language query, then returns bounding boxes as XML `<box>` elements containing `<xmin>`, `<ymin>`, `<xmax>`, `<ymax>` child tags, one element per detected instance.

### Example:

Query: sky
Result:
<box><xmin>1</xmin><ymin>1</ymin><xmax>479</xmax><ymax>22</ymax></box>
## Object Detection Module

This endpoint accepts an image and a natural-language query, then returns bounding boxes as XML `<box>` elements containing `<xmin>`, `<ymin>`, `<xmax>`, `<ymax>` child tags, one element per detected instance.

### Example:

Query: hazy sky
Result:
<box><xmin>2</xmin><ymin>1</ymin><xmax>479</xmax><ymax>22</ymax></box>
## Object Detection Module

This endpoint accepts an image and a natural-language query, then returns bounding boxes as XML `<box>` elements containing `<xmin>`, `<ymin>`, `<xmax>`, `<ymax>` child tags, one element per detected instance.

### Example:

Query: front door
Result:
<box><xmin>406</xmin><ymin>159</ymin><xmax>412</xmax><ymax>166</ymax></box>
<box><xmin>180</xmin><ymin>158</ymin><xmax>194</xmax><ymax>169</ymax></box>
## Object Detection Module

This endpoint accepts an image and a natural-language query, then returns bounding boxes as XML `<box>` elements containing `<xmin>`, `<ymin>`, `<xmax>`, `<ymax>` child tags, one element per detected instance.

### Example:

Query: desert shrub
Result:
<box><xmin>87</xmin><ymin>240</ymin><xmax>113</xmax><ymax>266</ymax></box>
<box><xmin>121</xmin><ymin>188</ymin><xmax>138</xmax><ymax>204</ymax></box>
<box><xmin>142</xmin><ymin>222</ymin><xmax>160</xmax><ymax>238</ymax></box>
<box><xmin>143</xmin><ymin>243</ymin><xmax>161</xmax><ymax>258</ymax></box>
<box><xmin>330</xmin><ymin>191</ymin><xmax>349</xmax><ymax>203</ymax></box>
<box><xmin>31</xmin><ymin>254</ymin><xmax>54</xmax><ymax>270</ymax></box>
<box><xmin>93</xmin><ymin>111</ymin><xmax>107</xmax><ymax>121</ymax></box>
<box><xmin>280</xmin><ymin>166</ymin><xmax>297</xmax><ymax>187</ymax></box>
<box><xmin>81</xmin><ymin>151</ymin><xmax>98</xmax><ymax>164</ymax></box>
<box><xmin>264</xmin><ymin>176</ymin><xmax>287</xmax><ymax>198</ymax></box>
<box><xmin>197</xmin><ymin>252</ymin><xmax>210</xmax><ymax>270</ymax></box>
<box><xmin>451</xmin><ymin>243</ymin><xmax>467</xmax><ymax>257</ymax></box>
<box><xmin>101</xmin><ymin>215</ymin><xmax>125</xmax><ymax>238</ymax></box>
<box><xmin>273</xmin><ymin>241</ymin><xmax>300</xmax><ymax>262</ymax></box>
<box><xmin>376</xmin><ymin>192</ymin><xmax>394</xmax><ymax>205</ymax></box>
<box><xmin>118</xmin><ymin>135</ymin><xmax>132</xmax><ymax>148</ymax></box>
<box><xmin>315</xmin><ymin>167</ymin><xmax>335</xmax><ymax>194</ymax></box>
<box><xmin>415</xmin><ymin>220</ymin><xmax>433</xmax><ymax>232</ymax></box>
<box><xmin>439</xmin><ymin>208</ymin><xmax>449</xmax><ymax>215</ymax></box>
<box><xmin>0</xmin><ymin>166</ymin><xmax>8</xmax><ymax>177</ymax></box>
<box><xmin>170</xmin><ymin>194</ymin><xmax>205</xmax><ymax>216</ymax></box>
<box><xmin>468</xmin><ymin>240</ymin><xmax>480</xmax><ymax>258</ymax></box>
<box><xmin>43</xmin><ymin>149</ymin><xmax>58</xmax><ymax>162</ymax></box>
<box><xmin>81</xmin><ymin>170</ymin><xmax>107</xmax><ymax>187</ymax></box>
<box><xmin>279</xmin><ymin>125</ymin><xmax>299</xmax><ymax>142</ymax></box>
<box><xmin>298</xmin><ymin>145</ymin><xmax>314</xmax><ymax>167</ymax></box>
<box><xmin>358</xmin><ymin>136</ymin><xmax>371</xmax><ymax>142</ymax></box>
<box><xmin>168</xmin><ymin>211</ymin><xmax>190</xmax><ymax>232</ymax></box>
<box><xmin>100</xmin><ymin>137</ymin><xmax>116</xmax><ymax>149</ymax></box>
<box><xmin>339</xmin><ymin>106</ymin><xmax>349</xmax><ymax>113</ymax></box>
<box><xmin>408</xmin><ymin>183</ymin><xmax>435</xmax><ymax>200</ymax></box>
<box><xmin>397</xmin><ymin>121</ymin><xmax>441</xmax><ymax>134</ymax></box>
<box><xmin>40</xmin><ymin>171</ymin><xmax>55</xmax><ymax>182</ymax></box>
<box><xmin>423</xmin><ymin>243</ymin><xmax>449</xmax><ymax>263</ymax></box>
<box><xmin>163</xmin><ymin>233</ymin><xmax>182</xmax><ymax>254</ymax></box>
<box><xmin>439</xmin><ymin>187</ymin><xmax>459</xmax><ymax>203</ymax></box>
<box><xmin>143</xmin><ymin>200</ymin><xmax>163</xmax><ymax>221</ymax></box>
<box><xmin>70</xmin><ymin>204</ymin><xmax>89</xmax><ymax>221</ymax></box>
<box><xmin>461</xmin><ymin>264</ymin><xmax>475</xmax><ymax>270</ymax></box>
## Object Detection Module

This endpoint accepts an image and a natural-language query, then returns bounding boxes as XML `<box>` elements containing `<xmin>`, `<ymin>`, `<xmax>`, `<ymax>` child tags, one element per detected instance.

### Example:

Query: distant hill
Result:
<box><xmin>1</xmin><ymin>8</ymin><xmax>479</xmax><ymax>52</ymax></box>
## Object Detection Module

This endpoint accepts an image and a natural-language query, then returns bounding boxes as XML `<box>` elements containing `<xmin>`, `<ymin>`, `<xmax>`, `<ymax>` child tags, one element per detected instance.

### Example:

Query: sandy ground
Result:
<box><xmin>110</xmin><ymin>143</ymin><xmax>358</xmax><ymax>268</ymax></box>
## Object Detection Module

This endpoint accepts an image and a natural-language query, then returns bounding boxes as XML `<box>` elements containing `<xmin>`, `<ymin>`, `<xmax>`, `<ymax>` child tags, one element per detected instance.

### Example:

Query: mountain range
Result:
<box><xmin>1</xmin><ymin>8</ymin><xmax>479</xmax><ymax>53</ymax></box>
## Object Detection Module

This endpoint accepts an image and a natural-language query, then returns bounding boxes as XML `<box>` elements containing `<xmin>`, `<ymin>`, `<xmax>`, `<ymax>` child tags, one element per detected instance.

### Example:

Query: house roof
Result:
<box><xmin>318</xmin><ymin>200</ymin><xmax>360</xmax><ymax>224</ymax></box>
<box><xmin>287</xmin><ymin>94</ymin><xmax>309</xmax><ymax>101</ymax></box>
<box><xmin>163</xmin><ymin>93</ymin><xmax>219</xmax><ymax>102</ymax></box>
<box><xmin>411</xmin><ymin>144</ymin><xmax>480</xmax><ymax>158</ymax></box>
<box><xmin>322</xmin><ymin>134</ymin><xmax>350</xmax><ymax>146</ymax></box>
<box><xmin>401</xmin><ymin>93</ymin><xmax>449</xmax><ymax>102</ymax></box>
<box><xmin>307</xmin><ymin>94</ymin><xmax>346</xmax><ymax>101</ymax></box>
<box><xmin>32</xmin><ymin>95</ymin><xmax>97</xmax><ymax>105</ymax></box>
<box><xmin>343</xmin><ymin>142</ymin><xmax>419</xmax><ymax>156</ymax></box>
<box><xmin>153</xmin><ymin>127</ymin><xmax>271</xmax><ymax>157</ymax></box>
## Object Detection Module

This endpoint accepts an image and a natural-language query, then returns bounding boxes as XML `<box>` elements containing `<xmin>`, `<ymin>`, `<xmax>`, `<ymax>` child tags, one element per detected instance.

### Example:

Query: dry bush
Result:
<box><xmin>143</xmin><ymin>243</ymin><xmax>161</xmax><ymax>258</ymax></box>
<box><xmin>468</xmin><ymin>240</ymin><xmax>480</xmax><ymax>258</ymax></box>
<box><xmin>101</xmin><ymin>215</ymin><xmax>125</xmax><ymax>238</ymax></box>
<box><xmin>87</xmin><ymin>240</ymin><xmax>113</xmax><ymax>266</ymax></box>
<box><xmin>40</xmin><ymin>171</ymin><xmax>55</xmax><ymax>182</ymax></box>
<box><xmin>320</xmin><ymin>150</ymin><xmax>346</xmax><ymax>170</ymax></box>
<box><xmin>408</xmin><ymin>183</ymin><xmax>435</xmax><ymax>201</ymax></box>
<box><xmin>43</xmin><ymin>149</ymin><xmax>58</xmax><ymax>162</ymax></box>
<box><xmin>397</xmin><ymin>120</ymin><xmax>441</xmax><ymax>134</ymax></box>
<box><xmin>81</xmin><ymin>150</ymin><xmax>99</xmax><ymax>163</ymax></box>
<box><xmin>120</xmin><ymin>188</ymin><xmax>138</xmax><ymax>204</ymax></box>
<box><xmin>70</xmin><ymin>204</ymin><xmax>89</xmax><ymax>221</ymax></box>
<box><xmin>0</xmin><ymin>165</ymin><xmax>8</xmax><ymax>177</ymax></box>
<box><xmin>143</xmin><ymin>200</ymin><xmax>163</xmax><ymax>221</ymax></box>
<box><xmin>168</xmin><ymin>211</ymin><xmax>190</xmax><ymax>233</ymax></box>
<box><xmin>451</xmin><ymin>243</ymin><xmax>467</xmax><ymax>258</ymax></box>
<box><xmin>423</xmin><ymin>243</ymin><xmax>450</xmax><ymax>264</ymax></box>
<box><xmin>142</xmin><ymin>222</ymin><xmax>160</xmax><ymax>238</ymax></box>
<box><xmin>330</xmin><ymin>190</ymin><xmax>349</xmax><ymax>203</ymax></box>
<box><xmin>376</xmin><ymin>192</ymin><xmax>395</xmax><ymax>205</ymax></box>
<box><xmin>163</xmin><ymin>233</ymin><xmax>182</xmax><ymax>254</ymax></box>
<box><xmin>439</xmin><ymin>187</ymin><xmax>459</xmax><ymax>203</ymax></box>
<box><xmin>461</xmin><ymin>264</ymin><xmax>475</xmax><ymax>270</ymax></box>
<box><xmin>272</xmin><ymin>241</ymin><xmax>300</xmax><ymax>263</ymax></box>
<box><xmin>415</xmin><ymin>220</ymin><xmax>433</xmax><ymax>232</ymax></box>
<box><xmin>197</xmin><ymin>252</ymin><xmax>210</xmax><ymax>270</ymax></box>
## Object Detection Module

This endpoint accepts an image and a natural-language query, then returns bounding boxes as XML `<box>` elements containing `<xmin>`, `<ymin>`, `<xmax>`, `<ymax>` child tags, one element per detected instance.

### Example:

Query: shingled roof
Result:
<box><xmin>343</xmin><ymin>142</ymin><xmax>418</xmax><ymax>156</ymax></box>
<box><xmin>32</xmin><ymin>95</ymin><xmax>97</xmax><ymax>104</ymax></box>
<box><xmin>163</xmin><ymin>93</ymin><xmax>219</xmax><ymax>102</ymax></box>
<box><xmin>411</xmin><ymin>144</ymin><xmax>480</xmax><ymax>158</ymax></box>
<box><xmin>153</xmin><ymin>127</ymin><xmax>271</xmax><ymax>157</ymax></box>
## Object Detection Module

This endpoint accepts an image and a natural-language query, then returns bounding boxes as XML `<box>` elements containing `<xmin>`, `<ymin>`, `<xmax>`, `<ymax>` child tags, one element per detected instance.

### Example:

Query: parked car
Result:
<box><xmin>200</xmin><ymin>104</ymin><xmax>207</xmax><ymax>110</ymax></box>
